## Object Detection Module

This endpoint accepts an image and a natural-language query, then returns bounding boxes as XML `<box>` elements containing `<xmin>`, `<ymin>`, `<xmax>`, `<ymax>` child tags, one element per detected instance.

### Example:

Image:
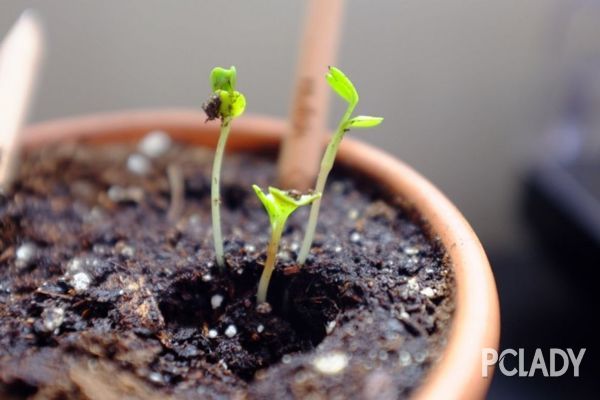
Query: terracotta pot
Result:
<box><xmin>21</xmin><ymin>109</ymin><xmax>500</xmax><ymax>400</ymax></box>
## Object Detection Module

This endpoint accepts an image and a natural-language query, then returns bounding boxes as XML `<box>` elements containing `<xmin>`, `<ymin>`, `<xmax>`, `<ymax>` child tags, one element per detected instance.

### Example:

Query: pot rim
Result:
<box><xmin>21</xmin><ymin>108</ymin><xmax>499</xmax><ymax>400</ymax></box>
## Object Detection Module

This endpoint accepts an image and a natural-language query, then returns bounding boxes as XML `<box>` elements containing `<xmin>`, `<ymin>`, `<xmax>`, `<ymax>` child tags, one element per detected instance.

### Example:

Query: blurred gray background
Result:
<box><xmin>2</xmin><ymin>1</ymin><xmax>600</xmax><ymax>399</ymax></box>
<box><xmin>1</xmin><ymin>0</ymin><xmax>599</xmax><ymax>253</ymax></box>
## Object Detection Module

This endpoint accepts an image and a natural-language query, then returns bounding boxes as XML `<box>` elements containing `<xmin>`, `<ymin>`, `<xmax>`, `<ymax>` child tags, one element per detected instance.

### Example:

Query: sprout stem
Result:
<box><xmin>297</xmin><ymin>104</ymin><xmax>355</xmax><ymax>264</ymax></box>
<box><xmin>257</xmin><ymin>221</ymin><xmax>285</xmax><ymax>304</ymax></box>
<box><xmin>211</xmin><ymin>117</ymin><xmax>232</xmax><ymax>268</ymax></box>
<box><xmin>167</xmin><ymin>164</ymin><xmax>184</xmax><ymax>223</ymax></box>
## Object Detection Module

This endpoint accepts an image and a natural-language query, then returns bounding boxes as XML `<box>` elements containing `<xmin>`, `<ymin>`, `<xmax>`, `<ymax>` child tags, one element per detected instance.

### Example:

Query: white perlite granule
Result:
<box><xmin>224</xmin><ymin>325</ymin><xmax>237</xmax><ymax>338</ymax></box>
<box><xmin>71</xmin><ymin>272</ymin><xmax>91</xmax><ymax>292</ymax></box>
<box><xmin>312</xmin><ymin>352</ymin><xmax>348</xmax><ymax>375</ymax></box>
<box><xmin>138</xmin><ymin>131</ymin><xmax>172</xmax><ymax>158</ymax></box>
<box><xmin>127</xmin><ymin>153</ymin><xmax>151</xmax><ymax>175</ymax></box>
<box><xmin>41</xmin><ymin>307</ymin><xmax>65</xmax><ymax>332</ymax></box>
<box><xmin>211</xmin><ymin>294</ymin><xmax>224</xmax><ymax>309</ymax></box>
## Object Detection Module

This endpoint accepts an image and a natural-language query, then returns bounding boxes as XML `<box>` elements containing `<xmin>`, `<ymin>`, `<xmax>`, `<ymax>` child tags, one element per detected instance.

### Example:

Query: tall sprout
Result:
<box><xmin>202</xmin><ymin>66</ymin><xmax>246</xmax><ymax>268</ymax></box>
<box><xmin>297</xmin><ymin>67</ymin><xmax>383</xmax><ymax>264</ymax></box>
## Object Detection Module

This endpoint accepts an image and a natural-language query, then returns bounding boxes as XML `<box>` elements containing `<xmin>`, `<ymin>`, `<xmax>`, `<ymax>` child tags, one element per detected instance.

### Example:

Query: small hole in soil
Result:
<box><xmin>73</xmin><ymin>299</ymin><xmax>113</xmax><ymax>319</ymax></box>
<box><xmin>157</xmin><ymin>265</ymin><xmax>352</xmax><ymax>381</ymax></box>
<box><xmin>1</xmin><ymin>380</ymin><xmax>38</xmax><ymax>397</ymax></box>
<box><xmin>221</xmin><ymin>184</ymin><xmax>249</xmax><ymax>211</ymax></box>
<box><xmin>158</xmin><ymin>274</ymin><xmax>216</xmax><ymax>327</ymax></box>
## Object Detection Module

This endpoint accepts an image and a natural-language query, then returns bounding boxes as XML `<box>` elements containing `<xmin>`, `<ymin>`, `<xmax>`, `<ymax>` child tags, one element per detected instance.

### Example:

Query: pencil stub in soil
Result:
<box><xmin>0</xmin><ymin>139</ymin><xmax>454</xmax><ymax>399</ymax></box>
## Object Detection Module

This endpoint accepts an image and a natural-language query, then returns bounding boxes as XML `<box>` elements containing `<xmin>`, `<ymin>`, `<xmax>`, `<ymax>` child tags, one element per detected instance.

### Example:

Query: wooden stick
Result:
<box><xmin>277</xmin><ymin>0</ymin><xmax>345</xmax><ymax>191</ymax></box>
<box><xmin>0</xmin><ymin>11</ymin><xmax>44</xmax><ymax>193</ymax></box>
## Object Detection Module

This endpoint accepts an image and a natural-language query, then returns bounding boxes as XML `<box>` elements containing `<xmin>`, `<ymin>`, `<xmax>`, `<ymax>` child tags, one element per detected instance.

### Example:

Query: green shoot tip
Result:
<box><xmin>253</xmin><ymin>185</ymin><xmax>321</xmax><ymax>227</ymax></box>
<box><xmin>326</xmin><ymin>66</ymin><xmax>359</xmax><ymax>105</ymax></box>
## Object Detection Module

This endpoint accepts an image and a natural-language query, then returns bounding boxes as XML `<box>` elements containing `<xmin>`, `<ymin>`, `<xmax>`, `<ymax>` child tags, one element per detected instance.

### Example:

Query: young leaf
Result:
<box><xmin>346</xmin><ymin>115</ymin><xmax>384</xmax><ymax>129</ymax></box>
<box><xmin>252</xmin><ymin>185</ymin><xmax>277</xmax><ymax>224</ymax></box>
<box><xmin>326</xmin><ymin>66</ymin><xmax>359</xmax><ymax>105</ymax></box>
<box><xmin>210</xmin><ymin>66</ymin><xmax>237</xmax><ymax>92</ymax></box>
<box><xmin>253</xmin><ymin>186</ymin><xmax>320</xmax><ymax>304</ymax></box>
<box><xmin>218</xmin><ymin>90</ymin><xmax>246</xmax><ymax>119</ymax></box>
<box><xmin>252</xmin><ymin>185</ymin><xmax>321</xmax><ymax>227</ymax></box>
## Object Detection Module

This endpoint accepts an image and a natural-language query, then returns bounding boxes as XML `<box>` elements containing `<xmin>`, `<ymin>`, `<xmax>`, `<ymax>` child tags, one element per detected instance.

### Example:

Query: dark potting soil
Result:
<box><xmin>0</xmin><ymin>138</ymin><xmax>454</xmax><ymax>399</ymax></box>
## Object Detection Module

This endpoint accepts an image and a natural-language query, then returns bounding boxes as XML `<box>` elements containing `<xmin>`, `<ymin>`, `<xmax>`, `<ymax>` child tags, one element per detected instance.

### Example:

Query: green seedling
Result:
<box><xmin>202</xmin><ymin>66</ymin><xmax>247</xmax><ymax>268</ymax></box>
<box><xmin>252</xmin><ymin>185</ymin><xmax>321</xmax><ymax>304</ymax></box>
<box><xmin>297</xmin><ymin>67</ymin><xmax>383</xmax><ymax>264</ymax></box>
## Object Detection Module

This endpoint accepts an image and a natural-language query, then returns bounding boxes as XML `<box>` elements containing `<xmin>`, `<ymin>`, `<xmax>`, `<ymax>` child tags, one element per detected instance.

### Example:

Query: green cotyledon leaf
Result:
<box><xmin>345</xmin><ymin>115</ymin><xmax>384</xmax><ymax>129</ymax></box>
<box><xmin>217</xmin><ymin>90</ymin><xmax>246</xmax><ymax>119</ymax></box>
<box><xmin>210</xmin><ymin>66</ymin><xmax>237</xmax><ymax>92</ymax></box>
<box><xmin>252</xmin><ymin>185</ymin><xmax>321</xmax><ymax>228</ymax></box>
<box><xmin>326</xmin><ymin>66</ymin><xmax>359</xmax><ymax>105</ymax></box>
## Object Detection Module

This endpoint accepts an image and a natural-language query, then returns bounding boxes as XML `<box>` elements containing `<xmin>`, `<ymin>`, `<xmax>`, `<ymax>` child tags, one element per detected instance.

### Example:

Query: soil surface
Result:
<box><xmin>0</xmin><ymin>137</ymin><xmax>454</xmax><ymax>399</ymax></box>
